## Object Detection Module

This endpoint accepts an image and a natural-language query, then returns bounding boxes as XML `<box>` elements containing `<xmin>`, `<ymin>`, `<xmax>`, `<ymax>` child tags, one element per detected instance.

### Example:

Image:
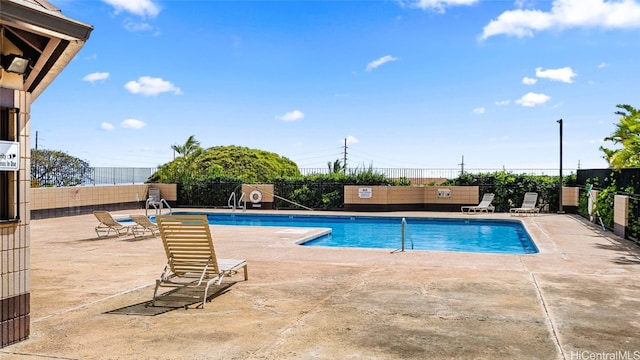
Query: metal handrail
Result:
<box><xmin>238</xmin><ymin>192</ymin><xmax>246</xmax><ymax>212</ymax></box>
<box><xmin>392</xmin><ymin>218</ymin><xmax>413</xmax><ymax>253</ymax></box>
<box><xmin>160</xmin><ymin>199</ymin><xmax>173</xmax><ymax>215</ymax></box>
<box><xmin>228</xmin><ymin>192</ymin><xmax>247</xmax><ymax>212</ymax></box>
<box><xmin>145</xmin><ymin>198</ymin><xmax>172</xmax><ymax>216</ymax></box>
<box><xmin>228</xmin><ymin>192</ymin><xmax>236</xmax><ymax>210</ymax></box>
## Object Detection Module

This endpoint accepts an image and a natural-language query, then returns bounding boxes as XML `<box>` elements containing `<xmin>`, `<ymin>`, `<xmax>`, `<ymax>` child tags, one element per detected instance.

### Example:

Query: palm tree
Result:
<box><xmin>171</xmin><ymin>135</ymin><xmax>201</xmax><ymax>158</ymax></box>
<box><xmin>600</xmin><ymin>104</ymin><xmax>640</xmax><ymax>169</ymax></box>
<box><xmin>327</xmin><ymin>159</ymin><xmax>344</xmax><ymax>174</ymax></box>
<box><xmin>170</xmin><ymin>135</ymin><xmax>204</xmax><ymax>183</ymax></box>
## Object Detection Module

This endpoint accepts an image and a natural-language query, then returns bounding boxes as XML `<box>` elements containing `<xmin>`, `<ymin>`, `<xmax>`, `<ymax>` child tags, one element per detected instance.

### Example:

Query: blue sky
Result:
<box><xmin>34</xmin><ymin>0</ymin><xmax>640</xmax><ymax>171</ymax></box>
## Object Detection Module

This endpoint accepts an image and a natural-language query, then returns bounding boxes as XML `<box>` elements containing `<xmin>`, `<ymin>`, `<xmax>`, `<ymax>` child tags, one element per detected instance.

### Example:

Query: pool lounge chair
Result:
<box><xmin>153</xmin><ymin>214</ymin><xmax>248</xmax><ymax>308</ymax></box>
<box><xmin>93</xmin><ymin>211</ymin><xmax>133</xmax><ymax>238</ymax></box>
<box><xmin>510</xmin><ymin>192</ymin><xmax>540</xmax><ymax>216</ymax></box>
<box><xmin>130</xmin><ymin>214</ymin><xmax>159</xmax><ymax>238</ymax></box>
<box><xmin>461</xmin><ymin>193</ymin><xmax>495</xmax><ymax>214</ymax></box>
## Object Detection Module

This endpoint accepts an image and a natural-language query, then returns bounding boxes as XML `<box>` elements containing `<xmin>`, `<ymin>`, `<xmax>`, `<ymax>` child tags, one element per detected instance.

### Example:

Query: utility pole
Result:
<box><xmin>343</xmin><ymin>138</ymin><xmax>348</xmax><ymax>174</ymax></box>
<box><xmin>35</xmin><ymin>131</ymin><xmax>38</xmax><ymax>150</ymax></box>
<box><xmin>458</xmin><ymin>155</ymin><xmax>465</xmax><ymax>175</ymax></box>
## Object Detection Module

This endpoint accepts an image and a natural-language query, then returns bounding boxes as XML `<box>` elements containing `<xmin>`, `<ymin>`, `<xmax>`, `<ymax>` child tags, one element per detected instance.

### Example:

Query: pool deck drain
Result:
<box><xmin>2</xmin><ymin>210</ymin><xmax>640</xmax><ymax>359</ymax></box>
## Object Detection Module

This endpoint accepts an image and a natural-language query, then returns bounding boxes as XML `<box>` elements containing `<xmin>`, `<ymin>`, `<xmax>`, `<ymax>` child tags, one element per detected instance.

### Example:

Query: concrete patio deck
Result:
<box><xmin>2</xmin><ymin>210</ymin><xmax>640</xmax><ymax>359</ymax></box>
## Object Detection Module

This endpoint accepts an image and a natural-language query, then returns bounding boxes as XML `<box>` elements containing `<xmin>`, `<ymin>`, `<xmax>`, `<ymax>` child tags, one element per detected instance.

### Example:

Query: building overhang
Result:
<box><xmin>1</xmin><ymin>0</ymin><xmax>93</xmax><ymax>100</ymax></box>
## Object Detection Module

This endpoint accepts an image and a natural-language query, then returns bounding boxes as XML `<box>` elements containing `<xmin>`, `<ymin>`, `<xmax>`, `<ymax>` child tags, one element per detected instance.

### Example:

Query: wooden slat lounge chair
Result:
<box><xmin>93</xmin><ymin>211</ymin><xmax>132</xmax><ymax>238</ymax></box>
<box><xmin>153</xmin><ymin>214</ymin><xmax>248</xmax><ymax>308</ymax></box>
<box><xmin>461</xmin><ymin>193</ymin><xmax>495</xmax><ymax>214</ymax></box>
<box><xmin>510</xmin><ymin>192</ymin><xmax>540</xmax><ymax>216</ymax></box>
<box><xmin>130</xmin><ymin>214</ymin><xmax>159</xmax><ymax>238</ymax></box>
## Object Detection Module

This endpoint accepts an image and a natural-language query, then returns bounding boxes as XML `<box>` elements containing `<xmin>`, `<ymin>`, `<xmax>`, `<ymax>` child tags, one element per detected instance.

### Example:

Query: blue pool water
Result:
<box><xmin>168</xmin><ymin>212</ymin><xmax>538</xmax><ymax>254</ymax></box>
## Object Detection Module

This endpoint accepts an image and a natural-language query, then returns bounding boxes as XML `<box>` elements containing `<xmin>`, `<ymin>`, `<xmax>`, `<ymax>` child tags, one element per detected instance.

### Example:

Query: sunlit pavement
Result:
<box><xmin>2</xmin><ymin>209</ymin><xmax>640</xmax><ymax>359</ymax></box>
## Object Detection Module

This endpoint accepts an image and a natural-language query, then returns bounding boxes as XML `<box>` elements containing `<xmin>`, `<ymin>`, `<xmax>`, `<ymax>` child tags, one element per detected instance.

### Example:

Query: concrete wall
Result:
<box><xmin>344</xmin><ymin>186</ymin><xmax>479</xmax><ymax>211</ymax></box>
<box><xmin>345</xmin><ymin>185</ymin><xmax>581</xmax><ymax>212</ymax></box>
<box><xmin>562</xmin><ymin>187</ymin><xmax>579</xmax><ymax>207</ymax></box>
<box><xmin>614</xmin><ymin>195</ymin><xmax>628</xmax><ymax>238</ymax></box>
<box><xmin>30</xmin><ymin>184</ymin><xmax>177</xmax><ymax>219</ymax></box>
<box><xmin>241</xmin><ymin>184</ymin><xmax>274</xmax><ymax>209</ymax></box>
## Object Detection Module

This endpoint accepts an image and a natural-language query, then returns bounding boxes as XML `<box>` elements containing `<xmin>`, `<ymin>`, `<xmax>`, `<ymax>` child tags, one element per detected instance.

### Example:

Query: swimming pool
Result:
<box><xmin>169</xmin><ymin>212</ymin><xmax>538</xmax><ymax>254</ymax></box>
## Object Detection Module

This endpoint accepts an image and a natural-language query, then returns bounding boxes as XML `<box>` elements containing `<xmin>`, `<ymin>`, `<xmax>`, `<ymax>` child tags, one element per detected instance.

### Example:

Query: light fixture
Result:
<box><xmin>1</xmin><ymin>54</ymin><xmax>30</xmax><ymax>74</ymax></box>
<box><xmin>557</xmin><ymin>118</ymin><xmax>564</xmax><ymax>214</ymax></box>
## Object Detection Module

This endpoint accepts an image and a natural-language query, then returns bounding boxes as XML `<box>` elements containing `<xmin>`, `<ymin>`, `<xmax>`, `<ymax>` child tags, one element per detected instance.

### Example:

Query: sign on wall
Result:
<box><xmin>0</xmin><ymin>141</ymin><xmax>19</xmax><ymax>171</ymax></box>
<box><xmin>358</xmin><ymin>187</ymin><xmax>372</xmax><ymax>199</ymax></box>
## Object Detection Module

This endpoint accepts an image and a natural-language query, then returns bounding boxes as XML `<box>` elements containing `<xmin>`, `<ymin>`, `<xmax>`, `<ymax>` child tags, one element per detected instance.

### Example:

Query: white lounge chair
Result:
<box><xmin>510</xmin><ymin>192</ymin><xmax>540</xmax><ymax>216</ymax></box>
<box><xmin>461</xmin><ymin>193</ymin><xmax>495</xmax><ymax>214</ymax></box>
<box><xmin>130</xmin><ymin>214</ymin><xmax>159</xmax><ymax>238</ymax></box>
<box><xmin>93</xmin><ymin>211</ymin><xmax>132</xmax><ymax>238</ymax></box>
<box><xmin>152</xmin><ymin>214</ymin><xmax>248</xmax><ymax>308</ymax></box>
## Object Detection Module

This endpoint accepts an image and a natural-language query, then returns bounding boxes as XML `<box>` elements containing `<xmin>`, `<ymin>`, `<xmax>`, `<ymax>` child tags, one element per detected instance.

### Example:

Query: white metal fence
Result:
<box><xmin>299</xmin><ymin>168</ymin><xmax>577</xmax><ymax>185</ymax></box>
<box><xmin>33</xmin><ymin>167</ymin><xmax>576</xmax><ymax>187</ymax></box>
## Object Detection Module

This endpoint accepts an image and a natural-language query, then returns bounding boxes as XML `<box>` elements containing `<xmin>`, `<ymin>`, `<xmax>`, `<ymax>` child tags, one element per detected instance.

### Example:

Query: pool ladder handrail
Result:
<box><xmin>392</xmin><ymin>217</ymin><xmax>414</xmax><ymax>253</ymax></box>
<box><xmin>227</xmin><ymin>192</ymin><xmax>246</xmax><ymax>212</ymax></box>
<box><xmin>145</xmin><ymin>198</ymin><xmax>172</xmax><ymax>217</ymax></box>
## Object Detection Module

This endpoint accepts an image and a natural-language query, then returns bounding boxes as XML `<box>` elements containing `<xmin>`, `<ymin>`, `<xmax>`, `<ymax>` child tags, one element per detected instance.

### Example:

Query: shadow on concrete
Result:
<box><xmin>104</xmin><ymin>282</ymin><xmax>235</xmax><ymax>316</ymax></box>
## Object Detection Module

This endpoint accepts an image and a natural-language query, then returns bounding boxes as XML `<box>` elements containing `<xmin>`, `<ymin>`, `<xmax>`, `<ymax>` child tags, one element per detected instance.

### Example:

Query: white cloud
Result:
<box><xmin>120</xmin><ymin>119</ymin><xmax>147</xmax><ymax>129</ymax></box>
<box><xmin>495</xmin><ymin>99</ymin><xmax>511</xmax><ymax>106</ymax></box>
<box><xmin>366</xmin><ymin>55</ymin><xmax>398</xmax><ymax>72</ymax></box>
<box><xmin>102</xmin><ymin>0</ymin><xmax>160</xmax><ymax>18</ymax></box>
<box><xmin>515</xmin><ymin>92</ymin><xmax>551</xmax><ymax>107</ymax></box>
<box><xmin>522</xmin><ymin>76</ymin><xmax>537</xmax><ymax>85</ymax></box>
<box><xmin>124</xmin><ymin>20</ymin><xmax>153</xmax><ymax>32</ymax></box>
<box><xmin>277</xmin><ymin>110</ymin><xmax>305</xmax><ymax>122</ymax></box>
<box><xmin>403</xmin><ymin>0</ymin><xmax>479</xmax><ymax>12</ymax></box>
<box><xmin>83</xmin><ymin>72</ymin><xmax>109</xmax><ymax>82</ymax></box>
<box><xmin>480</xmin><ymin>0</ymin><xmax>640</xmax><ymax>40</ymax></box>
<box><xmin>124</xmin><ymin>76</ymin><xmax>182</xmax><ymax>96</ymax></box>
<box><xmin>473</xmin><ymin>107</ymin><xmax>486</xmax><ymax>114</ymax></box>
<box><xmin>535</xmin><ymin>66</ymin><xmax>577</xmax><ymax>83</ymax></box>
<box><xmin>598</xmin><ymin>61</ymin><xmax>609</xmax><ymax>68</ymax></box>
<box><xmin>514</xmin><ymin>0</ymin><xmax>535</xmax><ymax>9</ymax></box>
<box><xmin>345</xmin><ymin>135</ymin><xmax>359</xmax><ymax>145</ymax></box>
<box><xmin>100</xmin><ymin>122</ymin><xmax>115</xmax><ymax>131</ymax></box>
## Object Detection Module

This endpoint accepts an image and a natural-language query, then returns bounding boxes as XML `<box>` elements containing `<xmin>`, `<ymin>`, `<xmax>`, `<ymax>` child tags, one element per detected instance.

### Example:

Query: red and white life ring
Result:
<box><xmin>249</xmin><ymin>190</ymin><xmax>263</xmax><ymax>203</ymax></box>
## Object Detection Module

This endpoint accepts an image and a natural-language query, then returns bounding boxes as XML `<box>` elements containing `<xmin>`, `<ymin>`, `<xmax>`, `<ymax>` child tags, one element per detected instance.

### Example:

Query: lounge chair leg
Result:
<box><xmin>152</xmin><ymin>280</ymin><xmax>161</xmax><ymax>307</ymax></box>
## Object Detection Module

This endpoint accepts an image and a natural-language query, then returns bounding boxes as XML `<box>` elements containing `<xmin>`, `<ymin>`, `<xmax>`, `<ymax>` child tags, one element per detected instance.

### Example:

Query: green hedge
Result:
<box><xmin>175</xmin><ymin>171</ymin><xmax>575</xmax><ymax>212</ymax></box>
<box><xmin>443</xmin><ymin>172</ymin><xmax>576</xmax><ymax>212</ymax></box>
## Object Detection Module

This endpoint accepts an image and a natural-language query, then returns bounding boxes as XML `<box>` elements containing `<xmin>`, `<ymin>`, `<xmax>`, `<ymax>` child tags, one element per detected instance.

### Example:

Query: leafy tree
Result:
<box><xmin>600</xmin><ymin>104</ymin><xmax>640</xmax><ymax>169</ymax></box>
<box><xmin>31</xmin><ymin>149</ymin><xmax>91</xmax><ymax>187</ymax></box>
<box><xmin>196</xmin><ymin>145</ymin><xmax>300</xmax><ymax>182</ymax></box>
<box><xmin>148</xmin><ymin>139</ymin><xmax>300</xmax><ymax>183</ymax></box>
